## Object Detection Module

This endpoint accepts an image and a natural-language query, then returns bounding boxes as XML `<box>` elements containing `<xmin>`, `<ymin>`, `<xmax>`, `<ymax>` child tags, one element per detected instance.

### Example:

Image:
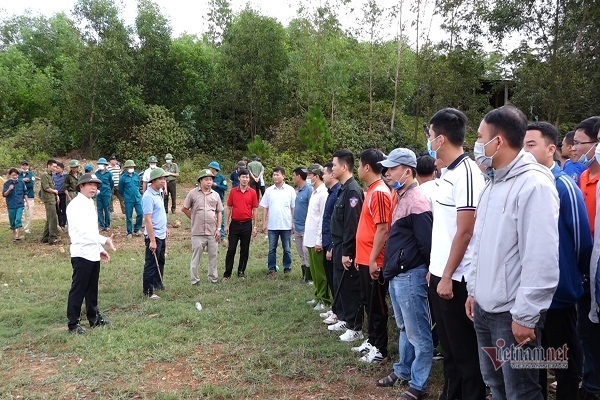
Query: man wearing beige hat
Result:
<box><xmin>182</xmin><ymin>169</ymin><xmax>224</xmax><ymax>284</ymax></box>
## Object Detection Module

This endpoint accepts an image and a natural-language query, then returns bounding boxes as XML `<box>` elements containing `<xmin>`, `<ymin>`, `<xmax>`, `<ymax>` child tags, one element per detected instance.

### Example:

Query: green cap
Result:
<box><xmin>198</xmin><ymin>169</ymin><xmax>215</xmax><ymax>181</ymax></box>
<box><xmin>165</xmin><ymin>153</ymin><xmax>173</xmax><ymax>160</ymax></box>
<box><xmin>147</xmin><ymin>155</ymin><xmax>158</xmax><ymax>163</ymax></box>
<box><xmin>149</xmin><ymin>167</ymin><xmax>170</xmax><ymax>182</ymax></box>
<box><xmin>124</xmin><ymin>160</ymin><xmax>136</xmax><ymax>168</ymax></box>
<box><xmin>69</xmin><ymin>160</ymin><xmax>80</xmax><ymax>168</ymax></box>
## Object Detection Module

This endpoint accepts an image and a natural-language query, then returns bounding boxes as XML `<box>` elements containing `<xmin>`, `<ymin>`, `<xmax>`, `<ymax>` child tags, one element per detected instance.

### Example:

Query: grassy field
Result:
<box><xmin>0</xmin><ymin>200</ymin><xmax>448</xmax><ymax>399</ymax></box>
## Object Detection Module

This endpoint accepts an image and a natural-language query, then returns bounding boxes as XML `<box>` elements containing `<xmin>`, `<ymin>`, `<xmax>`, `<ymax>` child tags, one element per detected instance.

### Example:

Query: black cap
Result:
<box><xmin>20</xmin><ymin>160</ymin><xmax>29</xmax><ymax>165</ymax></box>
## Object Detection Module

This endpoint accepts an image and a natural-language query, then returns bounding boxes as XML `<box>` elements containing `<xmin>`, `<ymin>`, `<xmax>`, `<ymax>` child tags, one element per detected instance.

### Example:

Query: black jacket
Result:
<box><xmin>331</xmin><ymin>177</ymin><xmax>364</xmax><ymax>258</ymax></box>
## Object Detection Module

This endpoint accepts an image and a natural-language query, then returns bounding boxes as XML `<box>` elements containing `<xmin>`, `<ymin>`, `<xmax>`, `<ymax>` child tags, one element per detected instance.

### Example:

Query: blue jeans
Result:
<box><xmin>267</xmin><ymin>230</ymin><xmax>292</xmax><ymax>271</ymax></box>
<box><xmin>125</xmin><ymin>201</ymin><xmax>143</xmax><ymax>234</ymax></box>
<box><xmin>474</xmin><ymin>304</ymin><xmax>543</xmax><ymax>400</ymax></box>
<box><xmin>388</xmin><ymin>266</ymin><xmax>433</xmax><ymax>392</ymax></box>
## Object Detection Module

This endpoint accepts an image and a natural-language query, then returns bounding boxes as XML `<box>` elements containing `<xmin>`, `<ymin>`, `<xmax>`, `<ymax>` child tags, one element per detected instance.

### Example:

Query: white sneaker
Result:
<box><xmin>327</xmin><ymin>320</ymin><xmax>347</xmax><ymax>331</ymax></box>
<box><xmin>313</xmin><ymin>302</ymin><xmax>326</xmax><ymax>311</ymax></box>
<box><xmin>351</xmin><ymin>339</ymin><xmax>373</xmax><ymax>354</ymax></box>
<box><xmin>319</xmin><ymin>310</ymin><xmax>333</xmax><ymax>318</ymax></box>
<box><xmin>323</xmin><ymin>314</ymin><xmax>339</xmax><ymax>325</ymax></box>
<box><xmin>25</xmin><ymin>229</ymin><xmax>30</xmax><ymax>234</ymax></box>
<box><xmin>149</xmin><ymin>294</ymin><xmax>161</xmax><ymax>299</ymax></box>
<box><xmin>359</xmin><ymin>346</ymin><xmax>386</xmax><ymax>363</ymax></box>
<box><xmin>306</xmin><ymin>299</ymin><xmax>317</xmax><ymax>305</ymax></box>
<box><xmin>339</xmin><ymin>329</ymin><xmax>364</xmax><ymax>342</ymax></box>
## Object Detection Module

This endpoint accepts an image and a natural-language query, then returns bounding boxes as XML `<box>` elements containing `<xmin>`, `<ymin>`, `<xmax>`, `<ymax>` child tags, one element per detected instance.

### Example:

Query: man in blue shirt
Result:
<box><xmin>293</xmin><ymin>167</ymin><xmax>313</xmax><ymax>283</ymax></box>
<box><xmin>208</xmin><ymin>161</ymin><xmax>228</xmax><ymax>240</ymax></box>
<box><xmin>3</xmin><ymin>168</ymin><xmax>27</xmax><ymax>241</ymax></box>
<box><xmin>95</xmin><ymin>158</ymin><xmax>114</xmax><ymax>231</ymax></box>
<box><xmin>18</xmin><ymin>160</ymin><xmax>36</xmax><ymax>234</ymax></box>
<box><xmin>53</xmin><ymin>162</ymin><xmax>68</xmax><ymax>230</ymax></box>
<box><xmin>230</xmin><ymin>161</ymin><xmax>246</xmax><ymax>189</ymax></box>
<box><xmin>321</xmin><ymin>162</ymin><xmax>341</xmax><ymax>324</ymax></box>
<box><xmin>118</xmin><ymin>160</ymin><xmax>143</xmax><ymax>238</ymax></box>
<box><xmin>142</xmin><ymin>167</ymin><xmax>170</xmax><ymax>299</ymax></box>
<box><xmin>562</xmin><ymin>130</ymin><xmax>588</xmax><ymax>183</ymax></box>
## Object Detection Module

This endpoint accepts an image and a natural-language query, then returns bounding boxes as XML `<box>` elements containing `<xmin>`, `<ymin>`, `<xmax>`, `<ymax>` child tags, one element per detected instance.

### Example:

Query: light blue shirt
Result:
<box><xmin>260</xmin><ymin>183</ymin><xmax>296</xmax><ymax>230</ymax></box>
<box><xmin>293</xmin><ymin>183</ymin><xmax>312</xmax><ymax>233</ymax></box>
<box><xmin>142</xmin><ymin>187</ymin><xmax>167</xmax><ymax>239</ymax></box>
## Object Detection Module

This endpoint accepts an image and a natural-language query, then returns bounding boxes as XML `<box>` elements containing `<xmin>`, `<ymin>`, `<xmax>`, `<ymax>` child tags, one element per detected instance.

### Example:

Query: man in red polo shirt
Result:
<box><xmin>222</xmin><ymin>168</ymin><xmax>259</xmax><ymax>281</ymax></box>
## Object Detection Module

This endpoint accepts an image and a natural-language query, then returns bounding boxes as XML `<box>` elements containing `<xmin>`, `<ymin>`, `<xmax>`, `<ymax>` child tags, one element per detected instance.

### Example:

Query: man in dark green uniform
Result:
<box><xmin>41</xmin><ymin>159</ymin><xmax>60</xmax><ymax>244</ymax></box>
<box><xmin>208</xmin><ymin>161</ymin><xmax>228</xmax><ymax>240</ymax></box>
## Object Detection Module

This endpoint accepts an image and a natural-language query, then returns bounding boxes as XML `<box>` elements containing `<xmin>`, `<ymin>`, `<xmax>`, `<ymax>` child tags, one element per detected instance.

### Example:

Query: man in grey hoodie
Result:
<box><xmin>465</xmin><ymin>105</ymin><xmax>560</xmax><ymax>399</ymax></box>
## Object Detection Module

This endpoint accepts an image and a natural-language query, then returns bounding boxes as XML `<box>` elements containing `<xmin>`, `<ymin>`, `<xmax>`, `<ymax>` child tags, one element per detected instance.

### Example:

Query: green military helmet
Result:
<box><xmin>124</xmin><ymin>160</ymin><xmax>136</xmax><ymax>168</ymax></box>
<box><xmin>165</xmin><ymin>153</ymin><xmax>173</xmax><ymax>160</ymax></box>
<box><xmin>149</xmin><ymin>167</ymin><xmax>170</xmax><ymax>182</ymax></box>
<box><xmin>69</xmin><ymin>160</ymin><xmax>80</xmax><ymax>168</ymax></box>
<box><xmin>198</xmin><ymin>169</ymin><xmax>215</xmax><ymax>181</ymax></box>
<box><xmin>208</xmin><ymin>161</ymin><xmax>220</xmax><ymax>171</ymax></box>
<box><xmin>147</xmin><ymin>155</ymin><xmax>158</xmax><ymax>163</ymax></box>
<box><xmin>97</xmin><ymin>157</ymin><xmax>108</xmax><ymax>165</ymax></box>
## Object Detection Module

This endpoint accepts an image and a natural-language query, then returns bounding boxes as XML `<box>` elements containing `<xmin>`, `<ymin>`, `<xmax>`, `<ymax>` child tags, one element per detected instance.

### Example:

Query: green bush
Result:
<box><xmin>298</xmin><ymin>105</ymin><xmax>333</xmax><ymax>158</ymax></box>
<box><xmin>12</xmin><ymin>118</ymin><xmax>69</xmax><ymax>157</ymax></box>
<box><xmin>246</xmin><ymin>135</ymin><xmax>273</xmax><ymax>159</ymax></box>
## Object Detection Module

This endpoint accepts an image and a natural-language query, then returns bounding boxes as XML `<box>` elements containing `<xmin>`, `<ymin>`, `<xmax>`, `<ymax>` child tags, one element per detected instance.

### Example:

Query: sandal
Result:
<box><xmin>377</xmin><ymin>371</ymin><xmax>401</xmax><ymax>387</ymax></box>
<box><xmin>398</xmin><ymin>387</ymin><xmax>426</xmax><ymax>400</ymax></box>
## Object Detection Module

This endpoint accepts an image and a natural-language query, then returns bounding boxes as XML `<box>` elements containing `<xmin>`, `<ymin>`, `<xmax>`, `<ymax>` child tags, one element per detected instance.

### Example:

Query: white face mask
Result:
<box><xmin>98</xmin><ymin>165</ymin><xmax>106</xmax><ymax>171</ymax></box>
<box><xmin>166</xmin><ymin>159</ymin><xmax>172</xmax><ymax>164</ymax></box>
<box><xmin>128</xmin><ymin>168</ymin><xmax>134</xmax><ymax>174</ymax></box>
<box><xmin>149</xmin><ymin>164</ymin><xmax>157</xmax><ymax>169</ymax></box>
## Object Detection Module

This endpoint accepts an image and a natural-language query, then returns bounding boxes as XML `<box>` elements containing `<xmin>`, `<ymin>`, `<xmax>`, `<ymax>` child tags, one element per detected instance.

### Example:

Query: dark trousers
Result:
<box><xmin>358</xmin><ymin>265</ymin><xmax>389</xmax><ymax>356</ymax></box>
<box><xmin>429</xmin><ymin>275</ymin><xmax>486</xmax><ymax>400</ymax></box>
<box><xmin>42</xmin><ymin>201</ymin><xmax>58</xmax><ymax>242</ymax></box>
<box><xmin>164</xmin><ymin>180</ymin><xmax>176</xmax><ymax>213</ymax></box>
<box><xmin>144</xmin><ymin>237</ymin><xmax>166</xmax><ymax>296</ymax></box>
<box><xmin>540</xmin><ymin>306</ymin><xmax>582</xmax><ymax>400</ymax></box>
<box><xmin>67</xmin><ymin>257</ymin><xmax>101</xmax><ymax>329</ymax></box>
<box><xmin>323</xmin><ymin>250</ymin><xmax>335</xmax><ymax>306</ymax></box>
<box><xmin>56</xmin><ymin>193</ymin><xmax>67</xmax><ymax>228</ymax></box>
<box><xmin>332</xmin><ymin>243</ymin><xmax>362</xmax><ymax>330</ymax></box>
<box><xmin>224</xmin><ymin>220</ymin><xmax>252</xmax><ymax>278</ymax></box>
<box><xmin>249</xmin><ymin>180</ymin><xmax>261</xmax><ymax>202</ymax></box>
<box><xmin>578</xmin><ymin>287</ymin><xmax>600</xmax><ymax>395</ymax></box>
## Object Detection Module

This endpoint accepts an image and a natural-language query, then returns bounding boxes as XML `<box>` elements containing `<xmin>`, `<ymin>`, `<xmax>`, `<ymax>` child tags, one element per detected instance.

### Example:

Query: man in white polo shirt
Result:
<box><xmin>261</xmin><ymin>167</ymin><xmax>296</xmax><ymax>277</ymax></box>
<box><xmin>426</xmin><ymin>108</ymin><xmax>487</xmax><ymax>399</ymax></box>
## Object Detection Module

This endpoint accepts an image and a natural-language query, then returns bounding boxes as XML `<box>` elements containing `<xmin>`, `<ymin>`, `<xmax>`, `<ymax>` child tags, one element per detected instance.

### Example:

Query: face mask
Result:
<box><xmin>128</xmin><ymin>168</ymin><xmax>134</xmax><ymax>174</ymax></box>
<box><xmin>593</xmin><ymin>145</ymin><xmax>600</xmax><ymax>166</ymax></box>
<box><xmin>150</xmin><ymin>164</ymin><xmax>157</xmax><ymax>169</ymax></box>
<box><xmin>98</xmin><ymin>165</ymin><xmax>105</xmax><ymax>171</ymax></box>
<box><xmin>166</xmin><ymin>160</ymin><xmax>172</xmax><ymax>164</ymax></box>
<box><xmin>580</xmin><ymin>145</ymin><xmax>597</xmax><ymax>167</ymax></box>
<box><xmin>474</xmin><ymin>137</ymin><xmax>499</xmax><ymax>168</ymax></box>
<box><xmin>392</xmin><ymin>171</ymin><xmax>408</xmax><ymax>191</ymax></box>
<box><xmin>427</xmin><ymin>136</ymin><xmax>441</xmax><ymax>159</ymax></box>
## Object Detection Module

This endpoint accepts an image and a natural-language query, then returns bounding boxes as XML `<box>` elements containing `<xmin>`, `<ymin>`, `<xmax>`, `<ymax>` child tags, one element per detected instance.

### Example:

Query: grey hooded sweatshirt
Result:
<box><xmin>467</xmin><ymin>151</ymin><xmax>559</xmax><ymax>329</ymax></box>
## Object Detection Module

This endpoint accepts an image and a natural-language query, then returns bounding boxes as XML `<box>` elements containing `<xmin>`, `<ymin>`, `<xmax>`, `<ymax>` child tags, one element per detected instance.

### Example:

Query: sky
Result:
<box><xmin>1</xmin><ymin>0</ymin><xmax>447</xmax><ymax>46</ymax></box>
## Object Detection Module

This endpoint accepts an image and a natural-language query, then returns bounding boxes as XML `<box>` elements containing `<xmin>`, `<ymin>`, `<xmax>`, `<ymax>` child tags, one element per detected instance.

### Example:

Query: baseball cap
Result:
<box><xmin>379</xmin><ymin>148</ymin><xmax>417</xmax><ymax>168</ymax></box>
<box><xmin>305</xmin><ymin>164</ymin><xmax>324</xmax><ymax>175</ymax></box>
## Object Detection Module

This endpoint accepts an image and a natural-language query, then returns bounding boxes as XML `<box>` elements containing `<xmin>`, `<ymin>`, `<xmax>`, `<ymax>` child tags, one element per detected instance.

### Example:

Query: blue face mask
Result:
<box><xmin>392</xmin><ymin>171</ymin><xmax>408</xmax><ymax>191</ymax></box>
<box><xmin>427</xmin><ymin>136</ymin><xmax>441</xmax><ymax>159</ymax></box>
<box><xmin>579</xmin><ymin>145</ymin><xmax>597</xmax><ymax>167</ymax></box>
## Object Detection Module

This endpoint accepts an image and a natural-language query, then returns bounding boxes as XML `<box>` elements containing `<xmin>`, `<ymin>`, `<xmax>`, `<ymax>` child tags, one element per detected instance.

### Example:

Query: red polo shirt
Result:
<box><xmin>579</xmin><ymin>169</ymin><xmax>599</xmax><ymax>237</ymax></box>
<box><xmin>227</xmin><ymin>185</ymin><xmax>259</xmax><ymax>221</ymax></box>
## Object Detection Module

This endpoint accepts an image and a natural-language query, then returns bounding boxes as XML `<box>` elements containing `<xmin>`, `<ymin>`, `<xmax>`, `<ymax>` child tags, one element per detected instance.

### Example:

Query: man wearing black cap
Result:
<box><xmin>18</xmin><ymin>160</ymin><xmax>36</xmax><ymax>234</ymax></box>
<box><xmin>230</xmin><ymin>161</ymin><xmax>246</xmax><ymax>188</ymax></box>
<box><xmin>66</xmin><ymin>173</ymin><xmax>116</xmax><ymax>334</ymax></box>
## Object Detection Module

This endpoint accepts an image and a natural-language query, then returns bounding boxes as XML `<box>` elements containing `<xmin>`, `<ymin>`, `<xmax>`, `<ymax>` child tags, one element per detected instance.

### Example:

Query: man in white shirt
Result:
<box><xmin>427</xmin><ymin>108</ymin><xmax>487</xmax><ymax>399</ymax></box>
<box><xmin>303</xmin><ymin>164</ymin><xmax>329</xmax><ymax>309</ymax></box>
<box><xmin>260</xmin><ymin>167</ymin><xmax>296</xmax><ymax>276</ymax></box>
<box><xmin>142</xmin><ymin>155</ymin><xmax>159</xmax><ymax>193</ymax></box>
<box><xmin>66</xmin><ymin>173</ymin><xmax>116</xmax><ymax>335</ymax></box>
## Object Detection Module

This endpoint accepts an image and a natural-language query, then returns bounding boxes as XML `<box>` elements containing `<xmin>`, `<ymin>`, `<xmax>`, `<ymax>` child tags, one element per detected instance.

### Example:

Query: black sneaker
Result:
<box><xmin>90</xmin><ymin>317</ymin><xmax>110</xmax><ymax>328</ymax></box>
<box><xmin>238</xmin><ymin>272</ymin><xmax>245</xmax><ymax>279</ymax></box>
<box><xmin>69</xmin><ymin>325</ymin><xmax>86</xmax><ymax>335</ymax></box>
<box><xmin>284</xmin><ymin>269</ymin><xmax>291</xmax><ymax>274</ymax></box>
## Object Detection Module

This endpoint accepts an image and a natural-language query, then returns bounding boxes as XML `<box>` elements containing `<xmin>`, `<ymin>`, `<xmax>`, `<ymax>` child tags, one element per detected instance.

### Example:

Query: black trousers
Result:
<box><xmin>540</xmin><ymin>306</ymin><xmax>582</xmax><ymax>400</ymax></box>
<box><xmin>323</xmin><ymin>250</ymin><xmax>335</xmax><ymax>308</ymax></box>
<box><xmin>144</xmin><ymin>237</ymin><xmax>165</xmax><ymax>296</ymax></box>
<box><xmin>249</xmin><ymin>180</ymin><xmax>261</xmax><ymax>202</ymax></box>
<box><xmin>56</xmin><ymin>193</ymin><xmax>67</xmax><ymax>228</ymax></box>
<box><xmin>332</xmin><ymin>243</ymin><xmax>362</xmax><ymax>330</ymax></box>
<box><xmin>358</xmin><ymin>265</ymin><xmax>389</xmax><ymax>356</ymax></box>
<box><xmin>429</xmin><ymin>275</ymin><xmax>487</xmax><ymax>400</ymax></box>
<box><xmin>164</xmin><ymin>181</ymin><xmax>176</xmax><ymax>213</ymax></box>
<box><xmin>67</xmin><ymin>257</ymin><xmax>101</xmax><ymax>329</ymax></box>
<box><xmin>224</xmin><ymin>220</ymin><xmax>252</xmax><ymax>278</ymax></box>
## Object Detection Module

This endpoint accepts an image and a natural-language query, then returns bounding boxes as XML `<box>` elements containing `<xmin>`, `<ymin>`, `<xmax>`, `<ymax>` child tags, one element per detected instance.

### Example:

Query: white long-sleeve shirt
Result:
<box><xmin>303</xmin><ymin>183</ymin><xmax>328</xmax><ymax>248</ymax></box>
<box><xmin>67</xmin><ymin>193</ymin><xmax>107</xmax><ymax>261</ymax></box>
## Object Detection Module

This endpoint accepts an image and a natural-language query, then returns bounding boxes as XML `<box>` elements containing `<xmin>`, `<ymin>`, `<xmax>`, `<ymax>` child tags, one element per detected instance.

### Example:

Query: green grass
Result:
<box><xmin>0</xmin><ymin>209</ymin><xmax>445</xmax><ymax>399</ymax></box>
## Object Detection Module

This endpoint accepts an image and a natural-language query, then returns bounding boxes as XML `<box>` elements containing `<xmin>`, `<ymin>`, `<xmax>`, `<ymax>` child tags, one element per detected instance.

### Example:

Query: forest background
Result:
<box><xmin>1</xmin><ymin>0</ymin><xmax>599</xmax><ymax>180</ymax></box>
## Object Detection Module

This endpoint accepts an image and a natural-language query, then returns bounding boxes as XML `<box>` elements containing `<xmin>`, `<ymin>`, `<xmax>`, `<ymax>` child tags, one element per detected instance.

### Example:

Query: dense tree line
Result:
<box><xmin>0</xmin><ymin>0</ymin><xmax>598</xmax><ymax>165</ymax></box>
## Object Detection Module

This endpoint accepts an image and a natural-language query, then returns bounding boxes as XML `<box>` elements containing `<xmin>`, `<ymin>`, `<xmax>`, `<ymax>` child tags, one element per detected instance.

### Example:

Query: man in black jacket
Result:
<box><xmin>375</xmin><ymin>148</ymin><xmax>433</xmax><ymax>400</ymax></box>
<box><xmin>329</xmin><ymin>150</ymin><xmax>364</xmax><ymax>339</ymax></box>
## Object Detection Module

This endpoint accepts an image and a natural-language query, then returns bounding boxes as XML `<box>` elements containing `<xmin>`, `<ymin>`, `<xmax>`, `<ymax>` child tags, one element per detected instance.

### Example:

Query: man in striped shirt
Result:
<box><xmin>427</xmin><ymin>108</ymin><xmax>487</xmax><ymax>399</ymax></box>
<box><xmin>108</xmin><ymin>156</ymin><xmax>125</xmax><ymax>214</ymax></box>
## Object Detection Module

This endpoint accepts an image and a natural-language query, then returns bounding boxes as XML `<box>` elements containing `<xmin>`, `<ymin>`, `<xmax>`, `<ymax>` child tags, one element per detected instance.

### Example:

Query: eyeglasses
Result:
<box><xmin>572</xmin><ymin>140</ymin><xmax>598</xmax><ymax>146</ymax></box>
